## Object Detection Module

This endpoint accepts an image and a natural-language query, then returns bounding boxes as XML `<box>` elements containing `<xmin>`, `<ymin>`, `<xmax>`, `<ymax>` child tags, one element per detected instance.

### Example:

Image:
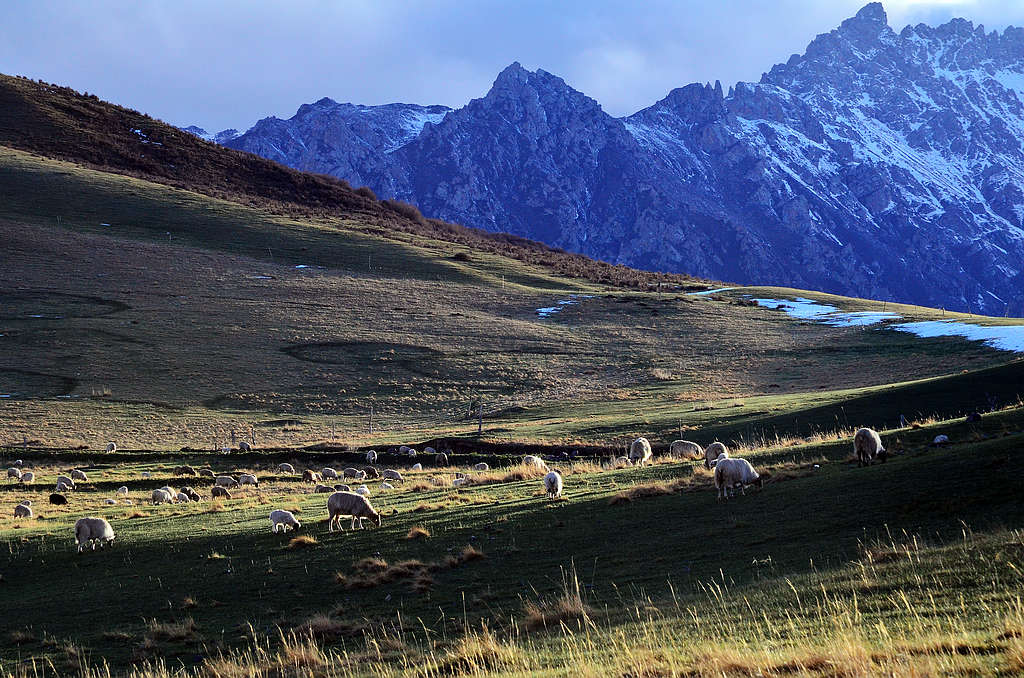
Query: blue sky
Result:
<box><xmin>3</xmin><ymin>1</ymin><xmax>1022</xmax><ymax>131</ymax></box>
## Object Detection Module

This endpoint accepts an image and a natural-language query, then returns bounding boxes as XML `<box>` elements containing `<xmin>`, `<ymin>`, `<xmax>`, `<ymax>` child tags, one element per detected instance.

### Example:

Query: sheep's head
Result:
<box><xmin>372</xmin><ymin>512</ymin><xmax>383</xmax><ymax>527</ymax></box>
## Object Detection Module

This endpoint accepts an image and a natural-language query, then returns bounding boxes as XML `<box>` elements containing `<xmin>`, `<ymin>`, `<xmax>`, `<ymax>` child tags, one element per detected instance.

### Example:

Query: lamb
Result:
<box><xmin>239</xmin><ymin>473</ymin><xmax>259</xmax><ymax>487</ymax></box>
<box><xmin>333</xmin><ymin>484</ymin><xmax>351</xmax><ymax>492</ymax></box>
<box><xmin>321</xmin><ymin>467</ymin><xmax>339</xmax><ymax>480</ymax></box>
<box><xmin>14</xmin><ymin>503</ymin><xmax>32</xmax><ymax>518</ymax></box>
<box><xmin>7</xmin><ymin>467</ymin><xmax>22</xmax><ymax>482</ymax></box>
<box><xmin>215</xmin><ymin>476</ymin><xmax>239</xmax><ymax>488</ymax></box>
<box><xmin>49</xmin><ymin>493</ymin><xmax>68</xmax><ymax>505</ymax></box>
<box><xmin>269</xmin><ymin>509</ymin><xmax>300</xmax><ymax>533</ymax></box>
<box><xmin>522</xmin><ymin>455</ymin><xmax>549</xmax><ymax>471</ymax></box>
<box><xmin>704</xmin><ymin>442</ymin><xmax>728</xmax><ymax>469</ymax></box>
<box><xmin>714</xmin><ymin>458</ymin><xmax>764</xmax><ymax>500</ymax></box>
<box><xmin>628</xmin><ymin>438</ymin><xmax>653</xmax><ymax>466</ymax></box>
<box><xmin>670</xmin><ymin>440</ymin><xmax>703</xmax><ymax>460</ymax></box>
<box><xmin>314</xmin><ymin>484</ymin><xmax>334</xmax><ymax>493</ymax></box>
<box><xmin>365</xmin><ymin>450</ymin><xmax>378</xmax><ymax>464</ymax></box>
<box><xmin>175</xmin><ymin>492</ymin><xmax>191</xmax><ymax>503</ymax></box>
<box><xmin>382</xmin><ymin>469</ymin><xmax>404</xmax><ymax>484</ymax></box>
<box><xmin>106</xmin><ymin>442</ymin><xmax>117</xmax><ymax>453</ymax></box>
<box><xmin>173</xmin><ymin>465</ymin><xmax>196</xmax><ymax>476</ymax></box>
<box><xmin>20</xmin><ymin>471</ymin><xmax>34</xmax><ymax>484</ymax></box>
<box><xmin>615</xmin><ymin>456</ymin><xmax>632</xmax><ymax>467</ymax></box>
<box><xmin>854</xmin><ymin>428</ymin><xmax>887</xmax><ymax>466</ymax></box>
<box><xmin>302</xmin><ymin>470</ymin><xmax>322</xmax><ymax>484</ymax></box>
<box><xmin>74</xmin><ymin>517</ymin><xmax>115</xmax><ymax>552</ymax></box>
<box><xmin>544</xmin><ymin>470</ymin><xmax>563</xmax><ymax>499</ymax></box>
<box><xmin>116</xmin><ymin>486</ymin><xmax>129</xmax><ymax>496</ymax></box>
<box><xmin>473</xmin><ymin>462</ymin><xmax>489</xmax><ymax>471</ymax></box>
<box><xmin>238</xmin><ymin>441</ymin><xmax>252</xmax><ymax>452</ymax></box>
<box><xmin>356</xmin><ymin>485</ymin><xmax>370</xmax><ymax>496</ymax></box>
<box><xmin>435</xmin><ymin>453</ymin><xmax>449</xmax><ymax>466</ymax></box>
<box><xmin>362</xmin><ymin>466</ymin><xmax>380</xmax><ymax>479</ymax></box>
<box><xmin>56</xmin><ymin>475</ymin><xmax>76</xmax><ymax>490</ymax></box>
<box><xmin>152</xmin><ymin>489</ymin><xmax>175</xmax><ymax>505</ymax></box>
<box><xmin>327</xmin><ymin>492</ymin><xmax>381</xmax><ymax>531</ymax></box>
<box><xmin>380</xmin><ymin>482</ymin><xmax>394</xmax><ymax>490</ymax></box>
<box><xmin>181</xmin><ymin>487</ymin><xmax>200</xmax><ymax>501</ymax></box>
<box><xmin>211</xmin><ymin>486</ymin><xmax>231</xmax><ymax>499</ymax></box>
<box><xmin>199</xmin><ymin>469</ymin><xmax>216</xmax><ymax>478</ymax></box>
<box><xmin>342</xmin><ymin>467</ymin><xmax>366</xmax><ymax>480</ymax></box>
<box><xmin>411</xmin><ymin>463</ymin><xmax>422</xmax><ymax>471</ymax></box>
<box><xmin>277</xmin><ymin>463</ymin><xmax>295</xmax><ymax>474</ymax></box>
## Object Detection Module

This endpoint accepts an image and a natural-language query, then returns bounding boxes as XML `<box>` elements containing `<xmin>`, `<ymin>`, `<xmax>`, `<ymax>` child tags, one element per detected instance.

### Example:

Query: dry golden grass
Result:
<box><xmin>287</xmin><ymin>535</ymin><xmax>318</xmax><ymax>550</ymax></box>
<box><xmin>406</xmin><ymin>525</ymin><xmax>431</xmax><ymax>540</ymax></box>
<box><xmin>466</xmin><ymin>463</ymin><xmax>548</xmax><ymax>487</ymax></box>
<box><xmin>143</xmin><ymin>617</ymin><xmax>197</xmax><ymax>642</ymax></box>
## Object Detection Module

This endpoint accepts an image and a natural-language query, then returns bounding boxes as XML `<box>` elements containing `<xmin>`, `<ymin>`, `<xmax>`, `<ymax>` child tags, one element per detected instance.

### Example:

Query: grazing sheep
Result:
<box><xmin>20</xmin><ymin>471</ymin><xmax>34</xmax><ymax>484</ymax></box>
<box><xmin>365</xmin><ymin>450</ymin><xmax>378</xmax><ymax>464</ymax></box>
<box><xmin>104</xmin><ymin>498</ymin><xmax>117</xmax><ymax>505</ymax></box>
<box><xmin>382</xmin><ymin>469</ymin><xmax>404</xmax><ymax>484</ymax></box>
<box><xmin>211</xmin><ymin>486</ymin><xmax>231</xmax><ymax>499</ymax></box>
<box><xmin>56</xmin><ymin>475</ymin><xmax>76</xmax><ymax>490</ymax></box>
<box><xmin>343</xmin><ymin>467</ymin><xmax>366</xmax><ymax>480</ymax></box>
<box><xmin>70</xmin><ymin>469</ymin><xmax>88</xmax><ymax>482</ymax></box>
<box><xmin>473</xmin><ymin>462</ymin><xmax>489</xmax><ymax>472</ymax></box>
<box><xmin>181</xmin><ymin>487</ymin><xmax>200</xmax><ymax>501</ymax></box>
<box><xmin>452</xmin><ymin>477</ymin><xmax>467</xmax><ymax>487</ymax></box>
<box><xmin>362</xmin><ymin>466</ymin><xmax>380</xmax><ymax>479</ymax></box>
<box><xmin>629</xmin><ymin>438</ymin><xmax>653</xmax><ymax>466</ymax></box>
<box><xmin>544</xmin><ymin>470</ymin><xmax>563</xmax><ymax>499</ymax></box>
<box><xmin>239</xmin><ymin>473</ymin><xmax>259</xmax><ymax>487</ymax></box>
<box><xmin>380</xmin><ymin>482</ymin><xmax>394</xmax><ymax>490</ymax></box>
<box><xmin>49</xmin><ymin>493</ymin><xmax>68</xmax><ymax>505</ymax></box>
<box><xmin>277</xmin><ymin>463</ymin><xmax>295</xmax><ymax>474</ymax></box>
<box><xmin>709</xmin><ymin>451</ymin><xmax>729</xmax><ymax>468</ymax></box>
<box><xmin>199</xmin><ymin>469</ymin><xmax>216</xmax><ymax>478</ymax></box>
<box><xmin>314</xmin><ymin>484</ymin><xmax>334</xmax><ymax>493</ymax></box>
<box><xmin>355</xmin><ymin>485</ymin><xmax>370</xmax><ymax>496</ymax></box>
<box><xmin>55</xmin><ymin>480</ymin><xmax>74</xmax><ymax>493</ymax></box>
<box><xmin>7</xmin><ymin>467</ymin><xmax>22</xmax><ymax>482</ymax></box>
<box><xmin>714</xmin><ymin>458</ymin><xmax>764</xmax><ymax>500</ymax></box>
<box><xmin>704</xmin><ymin>442</ymin><xmax>728</xmax><ymax>469</ymax></box>
<box><xmin>670</xmin><ymin>440</ymin><xmax>703</xmax><ymax>460</ymax></box>
<box><xmin>106</xmin><ymin>442</ymin><xmax>117</xmax><ymax>453</ymax></box>
<box><xmin>523</xmin><ymin>455</ymin><xmax>549</xmax><ymax>471</ymax></box>
<box><xmin>215</xmin><ymin>475</ymin><xmax>239</xmax><ymax>488</ymax></box>
<box><xmin>321</xmin><ymin>467</ymin><xmax>339</xmax><ymax>480</ymax></box>
<box><xmin>399</xmin><ymin>445</ymin><xmax>414</xmax><ymax>456</ymax></box>
<box><xmin>435</xmin><ymin>453</ymin><xmax>449</xmax><ymax>466</ymax></box>
<box><xmin>14</xmin><ymin>503</ymin><xmax>32</xmax><ymax>518</ymax></box>
<box><xmin>116</xmin><ymin>486</ymin><xmax>129</xmax><ymax>496</ymax></box>
<box><xmin>411</xmin><ymin>463</ymin><xmax>422</xmax><ymax>471</ymax></box>
<box><xmin>327</xmin><ymin>492</ymin><xmax>381</xmax><ymax>531</ymax></box>
<box><xmin>932</xmin><ymin>434</ymin><xmax>950</xmax><ymax>446</ymax></box>
<box><xmin>74</xmin><ymin>517</ymin><xmax>115</xmax><ymax>552</ymax></box>
<box><xmin>854</xmin><ymin>428</ymin><xmax>887</xmax><ymax>467</ymax></box>
<box><xmin>173</xmin><ymin>465</ymin><xmax>196</xmax><ymax>476</ymax></box>
<box><xmin>175</xmin><ymin>492</ymin><xmax>191</xmax><ymax>503</ymax></box>
<box><xmin>269</xmin><ymin>509</ymin><xmax>300</xmax><ymax>533</ymax></box>
<box><xmin>141</xmin><ymin>471</ymin><xmax>152</xmax><ymax>478</ymax></box>
<box><xmin>238</xmin><ymin>441</ymin><xmax>252</xmax><ymax>452</ymax></box>
<box><xmin>159</xmin><ymin>485</ymin><xmax>177</xmax><ymax>496</ymax></box>
<box><xmin>333</xmin><ymin>484</ymin><xmax>351</xmax><ymax>492</ymax></box>
<box><xmin>302</xmin><ymin>469</ymin><xmax>322</xmax><ymax>484</ymax></box>
<box><xmin>615</xmin><ymin>456</ymin><xmax>632</xmax><ymax>467</ymax></box>
<box><xmin>424</xmin><ymin>446</ymin><xmax>436</xmax><ymax>455</ymax></box>
<box><xmin>151</xmin><ymin>489</ymin><xmax>174</xmax><ymax>505</ymax></box>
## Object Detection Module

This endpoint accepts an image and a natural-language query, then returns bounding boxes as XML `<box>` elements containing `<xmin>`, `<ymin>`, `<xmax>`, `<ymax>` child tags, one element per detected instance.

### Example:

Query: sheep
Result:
<box><xmin>932</xmin><ymin>434</ymin><xmax>950</xmax><ymax>446</ymax></box>
<box><xmin>411</xmin><ymin>463</ymin><xmax>422</xmax><ymax>471</ymax></box>
<box><xmin>382</xmin><ymin>469</ymin><xmax>404</xmax><ymax>484</ymax></box>
<box><xmin>239</xmin><ymin>473</ymin><xmax>259</xmax><ymax>487</ymax></box>
<box><xmin>365</xmin><ymin>450</ymin><xmax>378</xmax><ymax>464</ymax></box>
<box><xmin>13</xmin><ymin>460</ymin><xmax>22</xmax><ymax>467</ymax></box>
<box><xmin>277</xmin><ymin>463</ymin><xmax>295</xmax><ymax>474</ymax></box>
<box><xmin>7</xmin><ymin>467</ymin><xmax>22</xmax><ymax>482</ymax></box>
<box><xmin>175</xmin><ymin>492</ymin><xmax>191</xmax><ymax>503</ymax></box>
<box><xmin>399</xmin><ymin>445</ymin><xmax>413</xmax><ymax>455</ymax></box>
<box><xmin>181</xmin><ymin>487</ymin><xmax>200</xmax><ymax>501</ymax></box>
<box><xmin>709</xmin><ymin>451</ymin><xmax>729</xmax><ymax>468</ymax></box>
<box><xmin>670</xmin><ymin>440</ymin><xmax>703</xmax><ymax>460</ymax></box>
<box><xmin>104</xmin><ymin>498</ymin><xmax>117</xmax><ymax>505</ymax></box>
<box><xmin>49</xmin><ymin>492</ymin><xmax>69</xmax><ymax>505</ymax></box>
<box><xmin>302</xmin><ymin>469</ymin><xmax>322</xmax><ymax>484</ymax></box>
<box><xmin>380</xmin><ymin>482</ymin><xmax>394</xmax><ymax>490</ymax></box>
<box><xmin>452</xmin><ymin>477</ymin><xmax>467</xmax><ymax>487</ymax></box>
<box><xmin>544</xmin><ymin>470</ymin><xmax>563</xmax><ymax>499</ymax></box>
<box><xmin>523</xmin><ymin>455</ymin><xmax>549</xmax><ymax>471</ymax></box>
<box><xmin>356</xmin><ymin>485</ymin><xmax>370</xmax><ymax>496</ymax></box>
<box><xmin>159</xmin><ymin>486</ymin><xmax>177</xmax><ymax>497</ymax></box>
<box><xmin>55</xmin><ymin>480</ymin><xmax>74</xmax><ymax>493</ymax></box>
<box><xmin>211</xmin><ymin>486</ymin><xmax>231</xmax><ymax>499</ymax></box>
<box><xmin>116</xmin><ymin>486</ymin><xmax>129</xmax><ymax>496</ymax></box>
<box><xmin>615</xmin><ymin>456</ymin><xmax>632</xmax><ymax>467</ymax></box>
<box><xmin>56</xmin><ymin>475</ymin><xmax>76</xmax><ymax>490</ymax></box>
<box><xmin>269</xmin><ymin>509</ymin><xmax>300</xmax><ymax>533</ymax></box>
<box><xmin>173</xmin><ymin>465</ymin><xmax>196</xmax><ymax>476</ymax></box>
<box><xmin>327</xmin><ymin>492</ymin><xmax>381</xmax><ymax>532</ymax></box>
<box><xmin>362</xmin><ymin>466</ymin><xmax>380</xmax><ymax>479</ymax></box>
<box><xmin>20</xmin><ymin>471</ymin><xmax>34</xmax><ymax>484</ymax></box>
<box><xmin>151</xmin><ymin>489</ymin><xmax>174</xmax><ymax>505</ymax></box>
<box><xmin>629</xmin><ymin>438</ymin><xmax>653</xmax><ymax>466</ymax></box>
<box><xmin>314</xmin><ymin>484</ymin><xmax>334</xmax><ymax>493</ymax></box>
<box><xmin>333</xmin><ymin>484</ymin><xmax>351</xmax><ymax>492</ymax></box>
<box><xmin>14</xmin><ymin>503</ymin><xmax>32</xmax><ymax>518</ymax></box>
<box><xmin>106</xmin><ymin>442</ymin><xmax>116</xmax><ymax>453</ymax></box>
<box><xmin>704</xmin><ymin>442</ymin><xmax>728</xmax><ymax>469</ymax></box>
<box><xmin>714</xmin><ymin>458</ymin><xmax>764</xmax><ymax>500</ymax></box>
<box><xmin>342</xmin><ymin>467</ymin><xmax>366</xmax><ymax>480</ymax></box>
<box><xmin>238</xmin><ymin>441</ymin><xmax>252</xmax><ymax>452</ymax></box>
<box><xmin>74</xmin><ymin>517</ymin><xmax>115</xmax><ymax>552</ymax></box>
<box><xmin>455</xmin><ymin>471</ymin><xmax>467</xmax><ymax>480</ymax></box>
<box><xmin>141</xmin><ymin>471</ymin><xmax>152</xmax><ymax>478</ymax></box>
<box><xmin>424</xmin><ymin>446</ymin><xmax>437</xmax><ymax>455</ymax></box>
<box><xmin>435</xmin><ymin>453</ymin><xmax>449</xmax><ymax>466</ymax></box>
<box><xmin>473</xmin><ymin>462</ymin><xmax>489</xmax><ymax>471</ymax></box>
<box><xmin>199</xmin><ymin>469</ymin><xmax>216</xmax><ymax>478</ymax></box>
<box><xmin>18</xmin><ymin>500</ymin><xmax>31</xmax><ymax>506</ymax></box>
<box><xmin>70</xmin><ymin>469</ymin><xmax>88</xmax><ymax>482</ymax></box>
<box><xmin>854</xmin><ymin>428</ymin><xmax>887</xmax><ymax>467</ymax></box>
<box><xmin>321</xmin><ymin>467</ymin><xmax>339</xmax><ymax>480</ymax></box>
<box><xmin>215</xmin><ymin>475</ymin><xmax>239</xmax><ymax>488</ymax></box>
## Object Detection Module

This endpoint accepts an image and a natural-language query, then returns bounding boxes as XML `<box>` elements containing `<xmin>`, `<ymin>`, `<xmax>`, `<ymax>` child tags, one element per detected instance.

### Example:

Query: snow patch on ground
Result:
<box><xmin>687</xmin><ymin>287</ymin><xmax>737</xmax><ymax>296</ymax></box>
<box><xmin>536</xmin><ymin>294</ymin><xmax>595</xmax><ymax>318</ymax></box>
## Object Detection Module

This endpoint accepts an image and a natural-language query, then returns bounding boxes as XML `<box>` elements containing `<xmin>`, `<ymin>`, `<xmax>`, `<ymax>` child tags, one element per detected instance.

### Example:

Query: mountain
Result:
<box><xmin>222</xmin><ymin>3</ymin><xmax>1024</xmax><ymax>315</ymax></box>
<box><xmin>180</xmin><ymin>125</ymin><xmax>242</xmax><ymax>144</ymax></box>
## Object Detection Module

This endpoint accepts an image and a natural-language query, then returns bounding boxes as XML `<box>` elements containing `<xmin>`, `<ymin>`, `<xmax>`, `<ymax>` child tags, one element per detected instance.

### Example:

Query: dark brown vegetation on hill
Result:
<box><xmin>0</xmin><ymin>73</ymin><xmax>704</xmax><ymax>290</ymax></box>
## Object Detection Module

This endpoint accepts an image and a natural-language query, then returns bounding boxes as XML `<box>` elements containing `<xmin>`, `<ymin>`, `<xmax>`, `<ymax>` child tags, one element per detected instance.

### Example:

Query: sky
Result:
<box><xmin>3</xmin><ymin>1</ymin><xmax>1023</xmax><ymax>132</ymax></box>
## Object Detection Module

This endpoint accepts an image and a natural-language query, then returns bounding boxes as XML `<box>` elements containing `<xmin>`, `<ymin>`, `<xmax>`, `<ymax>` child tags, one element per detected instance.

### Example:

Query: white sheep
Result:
<box><xmin>175</xmin><ymin>492</ymin><xmax>191</xmax><ymax>503</ymax></box>
<box><xmin>343</xmin><ymin>467</ymin><xmax>366</xmax><ymax>480</ymax></box>
<box><xmin>239</xmin><ymin>473</ymin><xmax>259</xmax><ymax>487</ymax></box>
<box><xmin>215</xmin><ymin>475</ymin><xmax>239</xmax><ymax>488</ymax></box>
<box><xmin>704</xmin><ymin>442</ymin><xmax>728</xmax><ymax>469</ymax></box>
<box><xmin>322</xmin><ymin>467</ymin><xmax>339</xmax><ymax>480</ymax></box>
<box><xmin>399</xmin><ymin>445</ymin><xmax>413</xmax><ymax>455</ymax></box>
<box><xmin>544</xmin><ymin>470</ymin><xmax>563</xmax><ymax>498</ymax></box>
<box><xmin>452</xmin><ymin>477</ymin><xmax>467</xmax><ymax>487</ymax></box>
<box><xmin>854</xmin><ymin>428</ymin><xmax>887</xmax><ymax>466</ymax></box>
<box><xmin>151</xmin><ymin>488</ymin><xmax>174</xmax><ymax>505</ymax></box>
<box><xmin>211</xmin><ymin>486</ymin><xmax>231</xmax><ymax>499</ymax></box>
<box><xmin>424</xmin><ymin>446</ymin><xmax>436</xmax><ymax>455</ymax></box>
<box><xmin>56</xmin><ymin>475</ymin><xmax>76</xmax><ymax>490</ymax></box>
<box><xmin>932</xmin><ymin>434</ymin><xmax>950</xmax><ymax>446</ymax></box>
<box><xmin>629</xmin><ymin>438</ymin><xmax>652</xmax><ymax>466</ymax></box>
<box><xmin>75</xmin><ymin>517</ymin><xmax>115</xmax><ymax>552</ymax></box>
<box><xmin>269</xmin><ymin>509</ymin><xmax>300</xmax><ymax>533</ymax></box>
<box><xmin>116</xmin><ymin>486</ymin><xmax>129</xmax><ymax>496</ymax></box>
<box><xmin>238</xmin><ymin>441</ymin><xmax>252</xmax><ymax>452</ymax></box>
<box><xmin>314</xmin><ymin>484</ymin><xmax>334</xmax><ymax>493</ymax></box>
<box><xmin>14</xmin><ymin>503</ymin><xmax>32</xmax><ymax>518</ymax></box>
<box><xmin>141</xmin><ymin>471</ymin><xmax>152</xmax><ymax>478</ymax></box>
<box><xmin>19</xmin><ymin>471</ymin><xmax>34</xmax><ymax>484</ymax></box>
<box><xmin>411</xmin><ymin>462</ymin><xmax>422</xmax><ymax>471</ymax></box>
<box><xmin>670</xmin><ymin>440</ymin><xmax>703</xmax><ymax>460</ymax></box>
<box><xmin>7</xmin><ymin>467</ymin><xmax>22</xmax><ymax>482</ymax></box>
<box><xmin>615</xmin><ymin>455</ymin><xmax>632</xmax><ymax>467</ymax></box>
<box><xmin>365</xmin><ymin>450</ymin><xmax>378</xmax><ymax>464</ymax></box>
<box><xmin>71</xmin><ymin>469</ymin><xmax>88</xmax><ymax>482</ymax></box>
<box><xmin>382</xmin><ymin>469</ymin><xmax>404</xmax><ymax>484</ymax></box>
<box><xmin>522</xmin><ymin>455</ymin><xmax>549</xmax><ymax>471</ymax></box>
<box><xmin>473</xmin><ymin>462</ymin><xmax>489</xmax><ymax>472</ymax></box>
<box><xmin>714</xmin><ymin>458</ymin><xmax>764</xmax><ymax>500</ymax></box>
<box><xmin>106</xmin><ymin>442</ymin><xmax>117</xmax><ymax>453</ymax></box>
<box><xmin>709</xmin><ymin>451</ymin><xmax>729</xmax><ymax>468</ymax></box>
<box><xmin>356</xmin><ymin>485</ymin><xmax>370</xmax><ymax>496</ymax></box>
<box><xmin>55</xmin><ymin>480</ymin><xmax>74</xmax><ymax>493</ymax></box>
<box><xmin>380</xmin><ymin>482</ymin><xmax>394</xmax><ymax>490</ymax></box>
<box><xmin>333</xmin><ymin>484</ymin><xmax>351</xmax><ymax>492</ymax></box>
<box><xmin>277</xmin><ymin>463</ymin><xmax>295</xmax><ymax>474</ymax></box>
<box><xmin>327</xmin><ymin>492</ymin><xmax>381</xmax><ymax>531</ymax></box>
<box><xmin>104</xmin><ymin>498</ymin><xmax>117</xmax><ymax>505</ymax></box>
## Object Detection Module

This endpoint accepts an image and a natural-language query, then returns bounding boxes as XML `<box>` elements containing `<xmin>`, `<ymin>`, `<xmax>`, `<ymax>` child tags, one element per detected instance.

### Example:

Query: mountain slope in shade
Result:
<box><xmin>223</xmin><ymin>3</ymin><xmax>1024</xmax><ymax>314</ymax></box>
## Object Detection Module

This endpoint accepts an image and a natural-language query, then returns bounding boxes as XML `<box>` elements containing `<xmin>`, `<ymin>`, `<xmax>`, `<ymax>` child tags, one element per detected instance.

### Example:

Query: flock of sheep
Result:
<box><xmin>5</xmin><ymin>427</ymin><xmax>888</xmax><ymax>552</ymax></box>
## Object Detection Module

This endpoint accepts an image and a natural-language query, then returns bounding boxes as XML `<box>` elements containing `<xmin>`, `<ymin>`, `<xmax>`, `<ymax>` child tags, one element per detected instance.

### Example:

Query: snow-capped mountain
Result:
<box><xmin>180</xmin><ymin>126</ymin><xmax>242</xmax><ymax>144</ymax></box>
<box><xmin>219</xmin><ymin>3</ymin><xmax>1024</xmax><ymax>313</ymax></box>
